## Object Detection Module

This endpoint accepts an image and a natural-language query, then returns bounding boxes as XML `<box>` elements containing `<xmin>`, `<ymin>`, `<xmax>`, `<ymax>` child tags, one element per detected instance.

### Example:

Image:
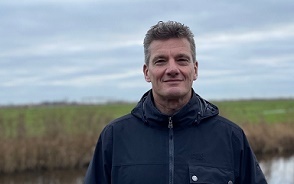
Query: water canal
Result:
<box><xmin>0</xmin><ymin>155</ymin><xmax>293</xmax><ymax>184</ymax></box>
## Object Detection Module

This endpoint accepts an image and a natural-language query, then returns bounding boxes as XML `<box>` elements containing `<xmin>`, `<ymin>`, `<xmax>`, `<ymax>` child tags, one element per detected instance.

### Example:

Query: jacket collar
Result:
<box><xmin>131</xmin><ymin>89</ymin><xmax>219</xmax><ymax>128</ymax></box>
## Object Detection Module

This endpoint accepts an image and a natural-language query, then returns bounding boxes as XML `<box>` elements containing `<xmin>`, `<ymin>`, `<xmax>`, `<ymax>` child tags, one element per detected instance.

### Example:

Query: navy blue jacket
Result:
<box><xmin>84</xmin><ymin>90</ymin><xmax>267</xmax><ymax>184</ymax></box>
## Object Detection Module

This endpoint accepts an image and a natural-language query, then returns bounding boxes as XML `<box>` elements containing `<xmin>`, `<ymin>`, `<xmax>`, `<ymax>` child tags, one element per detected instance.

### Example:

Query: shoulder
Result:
<box><xmin>108</xmin><ymin>113</ymin><xmax>136</xmax><ymax>127</ymax></box>
<box><xmin>214</xmin><ymin>116</ymin><xmax>241</xmax><ymax>129</ymax></box>
<box><xmin>212</xmin><ymin>115</ymin><xmax>245</xmax><ymax>139</ymax></box>
<box><xmin>101</xmin><ymin>113</ymin><xmax>137</xmax><ymax>132</ymax></box>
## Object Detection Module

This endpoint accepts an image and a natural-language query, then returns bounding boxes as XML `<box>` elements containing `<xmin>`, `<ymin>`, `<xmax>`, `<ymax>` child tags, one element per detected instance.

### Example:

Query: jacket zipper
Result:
<box><xmin>168</xmin><ymin>117</ymin><xmax>174</xmax><ymax>184</ymax></box>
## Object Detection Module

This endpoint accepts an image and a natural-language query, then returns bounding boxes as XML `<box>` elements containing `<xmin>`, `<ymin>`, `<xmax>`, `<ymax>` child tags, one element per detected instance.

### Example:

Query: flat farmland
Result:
<box><xmin>0</xmin><ymin>99</ymin><xmax>293</xmax><ymax>173</ymax></box>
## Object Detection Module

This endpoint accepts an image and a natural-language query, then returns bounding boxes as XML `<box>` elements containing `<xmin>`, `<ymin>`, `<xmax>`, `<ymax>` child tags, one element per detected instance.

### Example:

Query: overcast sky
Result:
<box><xmin>1</xmin><ymin>0</ymin><xmax>293</xmax><ymax>105</ymax></box>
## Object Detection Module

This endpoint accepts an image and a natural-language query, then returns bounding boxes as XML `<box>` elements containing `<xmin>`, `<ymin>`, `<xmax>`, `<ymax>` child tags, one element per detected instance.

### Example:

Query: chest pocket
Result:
<box><xmin>189</xmin><ymin>165</ymin><xmax>234</xmax><ymax>184</ymax></box>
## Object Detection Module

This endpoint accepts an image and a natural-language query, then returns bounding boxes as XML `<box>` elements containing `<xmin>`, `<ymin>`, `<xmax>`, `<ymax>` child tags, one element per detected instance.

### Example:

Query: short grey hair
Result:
<box><xmin>143</xmin><ymin>21</ymin><xmax>196</xmax><ymax>65</ymax></box>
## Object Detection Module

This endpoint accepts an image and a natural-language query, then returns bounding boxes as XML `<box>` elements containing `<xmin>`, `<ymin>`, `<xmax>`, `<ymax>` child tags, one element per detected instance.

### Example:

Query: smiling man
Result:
<box><xmin>84</xmin><ymin>21</ymin><xmax>267</xmax><ymax>184</ymax></box>
<box><xmin>143</xmin><ymin>37</ymin><xmax>198</xmax><ymax>115</ymax></box>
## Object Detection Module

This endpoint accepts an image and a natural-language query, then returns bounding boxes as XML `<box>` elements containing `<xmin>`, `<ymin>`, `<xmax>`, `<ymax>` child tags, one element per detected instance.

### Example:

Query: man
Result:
<box><xmin>84</xmin><ymin>21</ymin><xmax>267</xmax><ymax>184</ymax></box>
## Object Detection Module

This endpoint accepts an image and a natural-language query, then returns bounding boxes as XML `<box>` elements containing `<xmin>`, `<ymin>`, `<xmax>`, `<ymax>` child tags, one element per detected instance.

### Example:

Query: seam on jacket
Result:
<box><xmin>215</xmin><ymin>116</ymin><xmax>243</xmax><ymax>134</ymax></box>
<box><xmin>112</xmin><ymin>163</ymin><xmax>167</xmax><ymax>167</ymax></box>
<box><xmin>188</xmin><ymin>163</ymin><xmax>233</xmax><ymax>171</ymax></box>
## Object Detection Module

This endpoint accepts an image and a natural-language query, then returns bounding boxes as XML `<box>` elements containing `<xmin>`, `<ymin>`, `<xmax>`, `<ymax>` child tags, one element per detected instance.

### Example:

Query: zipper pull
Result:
<box><xmin>168</xmin><ymin>117</ymin><xmax>173</xmax><ymax>129</ymax></box>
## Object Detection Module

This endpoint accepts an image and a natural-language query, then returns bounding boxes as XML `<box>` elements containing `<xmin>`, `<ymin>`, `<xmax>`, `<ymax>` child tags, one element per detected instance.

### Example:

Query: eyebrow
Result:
<box><xmin>175</xmin><ymin>53</ymin><xmax>191</xmax><ymax>59</ymax></box>
<box><xmin>151</xmin><ymin>53</ymin><xmax>192</xmax><ymax>63</ymax></box>
<box><xmin>151</xmin><ymin>55</ymin><xmax>167</xmax><ymax>62</ymax></box>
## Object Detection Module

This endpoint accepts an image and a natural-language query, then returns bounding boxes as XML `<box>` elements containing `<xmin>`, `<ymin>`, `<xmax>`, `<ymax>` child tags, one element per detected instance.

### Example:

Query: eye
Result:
<box><xmin>177</xmin><ymin>58</ymin><xmax>190</xmax><ymax>65</ymax></box>
<box><xmin>154</xmin><ymin>59</ymin><xmax>166</xmax><ymax>65</ymax></box>
<box><xmin>178</xmin><ymin>58</ymin><xmax>188</xmax><ymax>62</ymax></box>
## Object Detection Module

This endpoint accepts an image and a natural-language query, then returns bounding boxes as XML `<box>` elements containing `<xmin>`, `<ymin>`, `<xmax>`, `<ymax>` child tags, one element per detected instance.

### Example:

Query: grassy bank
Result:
<box><xmin>0</xmin><ymin>99</ymin><xmax>293</xmax><ymax>173</ymax></box>
<box><xmin>0</xmin><ymin>103</ymin><xmax>134</xmax><ymax>173</ymax></box>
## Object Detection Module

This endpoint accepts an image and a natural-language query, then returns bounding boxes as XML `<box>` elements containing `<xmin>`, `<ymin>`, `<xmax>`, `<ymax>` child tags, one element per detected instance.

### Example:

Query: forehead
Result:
<box><xmin>149</xmin><ymin>38</ymin><xmax>192</xmax><ymax>57</ymax></box>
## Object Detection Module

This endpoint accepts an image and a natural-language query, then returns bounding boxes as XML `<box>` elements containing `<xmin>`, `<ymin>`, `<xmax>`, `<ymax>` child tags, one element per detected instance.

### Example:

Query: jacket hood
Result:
<box><xmin>131</xmin><ymin>89</ymin><xmax>219</xmax><ymax>128</ymax></box>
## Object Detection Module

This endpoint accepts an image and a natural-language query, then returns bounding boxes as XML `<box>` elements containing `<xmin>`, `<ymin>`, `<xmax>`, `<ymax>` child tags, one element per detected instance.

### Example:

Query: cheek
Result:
<box><xmin>186</xmin><ymin>69</ymin><xmax>195</xmax><ymax>79</ymax></box>
<box><xmin>151</xmin><ymin>69</ymin><xmax>163</xmax><ymax>80</ymax></box>
<box><xmin>192</xmin><ymin>72</ymin><xmax>197</xmax><ymax>80</ymax></box>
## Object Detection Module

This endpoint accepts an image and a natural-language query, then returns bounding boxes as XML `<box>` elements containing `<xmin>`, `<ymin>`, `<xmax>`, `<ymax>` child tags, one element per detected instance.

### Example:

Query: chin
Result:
<box><xmin>168</xmin><ymin>86</ymin><xmax>193</xmax><ymax>97</ymax></box>
<box><xmin>164</xmin><ymin>90</ymin><xmax>186</xmax><ymax>99</ymax></box>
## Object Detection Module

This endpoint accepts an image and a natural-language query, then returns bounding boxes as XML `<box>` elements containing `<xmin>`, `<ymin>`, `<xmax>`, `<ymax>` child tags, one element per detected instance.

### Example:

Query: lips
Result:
<box><xmin>163</xmin><ymin>79</ymin><xmax>183</xmax><ymax>82</ymax></box>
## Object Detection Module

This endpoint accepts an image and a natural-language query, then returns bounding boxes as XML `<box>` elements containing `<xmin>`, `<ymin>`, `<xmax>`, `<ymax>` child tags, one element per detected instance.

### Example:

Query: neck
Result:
<box><xmin>153</xmin><ymin>92</ymin><xmax>192</xmax><ymax>116</ymax></box>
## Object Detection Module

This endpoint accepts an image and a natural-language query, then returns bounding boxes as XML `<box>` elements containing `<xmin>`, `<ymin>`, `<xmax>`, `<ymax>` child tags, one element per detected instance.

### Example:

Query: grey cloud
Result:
<box><xmin>1</xmin><ymin>0</ymin><xmax>294</xmax><ymax>104</ymax></box>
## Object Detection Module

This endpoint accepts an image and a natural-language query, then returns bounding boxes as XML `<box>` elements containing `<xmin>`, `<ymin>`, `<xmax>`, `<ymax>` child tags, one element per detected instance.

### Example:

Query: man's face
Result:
<box><xmin>143</xmin><ymin>38</ymin><xmax>198</xmax><ymax>101</ymax></box>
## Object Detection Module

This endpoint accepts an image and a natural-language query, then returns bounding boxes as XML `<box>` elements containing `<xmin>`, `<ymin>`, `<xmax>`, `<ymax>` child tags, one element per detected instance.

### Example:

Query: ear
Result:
<box><xmin>193</xmin><ymin>60</ymin><xmax>198</xmax><ymax>81</ymax></box>
<box><xmin>143</xmin><ymin>64</ymin><xmax>151</xmax><ymax>82</ymax></box>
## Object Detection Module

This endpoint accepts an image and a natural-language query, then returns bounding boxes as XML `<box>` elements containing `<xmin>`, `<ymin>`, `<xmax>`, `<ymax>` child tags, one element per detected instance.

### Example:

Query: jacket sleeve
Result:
<box><xmin>84</xmin><ymin>125</ymin><xmax>113</xmax><ymax>184</ymax></box>
<box><xmin>232</xmin><ymin>129</ymin><xmax>267</xmax><ymax>184</ymax></box>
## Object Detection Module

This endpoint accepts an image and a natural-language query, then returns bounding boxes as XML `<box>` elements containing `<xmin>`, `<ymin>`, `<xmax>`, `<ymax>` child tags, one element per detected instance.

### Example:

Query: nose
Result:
<box><xmin>166</xmin><ymin>60</ymin><xmax>179</xmax><ymax>77</ymax></box>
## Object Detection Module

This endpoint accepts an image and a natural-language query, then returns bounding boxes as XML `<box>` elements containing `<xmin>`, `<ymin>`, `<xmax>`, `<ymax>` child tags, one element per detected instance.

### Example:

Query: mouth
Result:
<box><xmin>163</xmin><ymin>79</ymin><xmax>183</xmax><ymax>83</ymax></box>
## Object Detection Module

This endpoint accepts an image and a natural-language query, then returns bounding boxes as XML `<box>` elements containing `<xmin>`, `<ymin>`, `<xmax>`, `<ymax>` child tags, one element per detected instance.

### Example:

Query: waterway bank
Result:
<box><xmin>0</xmin><ymin>123</ymin><xmax>293</xmax><ymax>173</ymax></box>
<box><xmin>1</xmin><ymin>99</ymin><xmax>293</xmax><ymax>173</ymax></box>
<box><xmin>0</xmin><ymin>154</ymin><xmax>293</xmax><ymax>184</ymax></box>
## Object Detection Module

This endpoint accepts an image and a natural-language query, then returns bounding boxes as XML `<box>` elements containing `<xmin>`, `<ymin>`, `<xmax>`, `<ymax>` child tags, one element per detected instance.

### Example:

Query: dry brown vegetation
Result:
<box><xmin>242</xmin><ymin>123</ymin><xmax>294</xmax><ymax>155</ymax></box>
<box><xmin>1</xmin><ymin>123</ymin><xmax>293</xmax><ymax>173</ymax></box>
<box><xmin>0</xmin><ymin>134</ymin><xmax>96</xmax><ymax>173</ymax></box>
<box><xmin>0</xmin><ymin>104</ymin><xmax>114</xmax><ymax>173</ymax></box>
<box><xmin>0</xmin><ymin>100</ymin><xmax>293</xmax><ymax>173</ymax></box>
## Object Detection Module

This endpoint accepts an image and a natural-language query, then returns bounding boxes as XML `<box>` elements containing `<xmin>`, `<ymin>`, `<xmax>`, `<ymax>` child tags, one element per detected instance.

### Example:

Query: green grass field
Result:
<box><xmin>214</xmin><ymin>99</ymin><xmax>294</xmax><ymax>124</ymax></box>
<box><xmin>0</xmin><ymin>99</ymin><xmax>293</xmax><ymax>173</ymax></box>
<box><xmin>0</xmin><ymin>103</ymin><xmax>136</xmax><ymax>138</ymax></box>
<box><xmin>0</xmin><ymin>99</ymin><xmax>293</xmax><ymax>138</ymax></box>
